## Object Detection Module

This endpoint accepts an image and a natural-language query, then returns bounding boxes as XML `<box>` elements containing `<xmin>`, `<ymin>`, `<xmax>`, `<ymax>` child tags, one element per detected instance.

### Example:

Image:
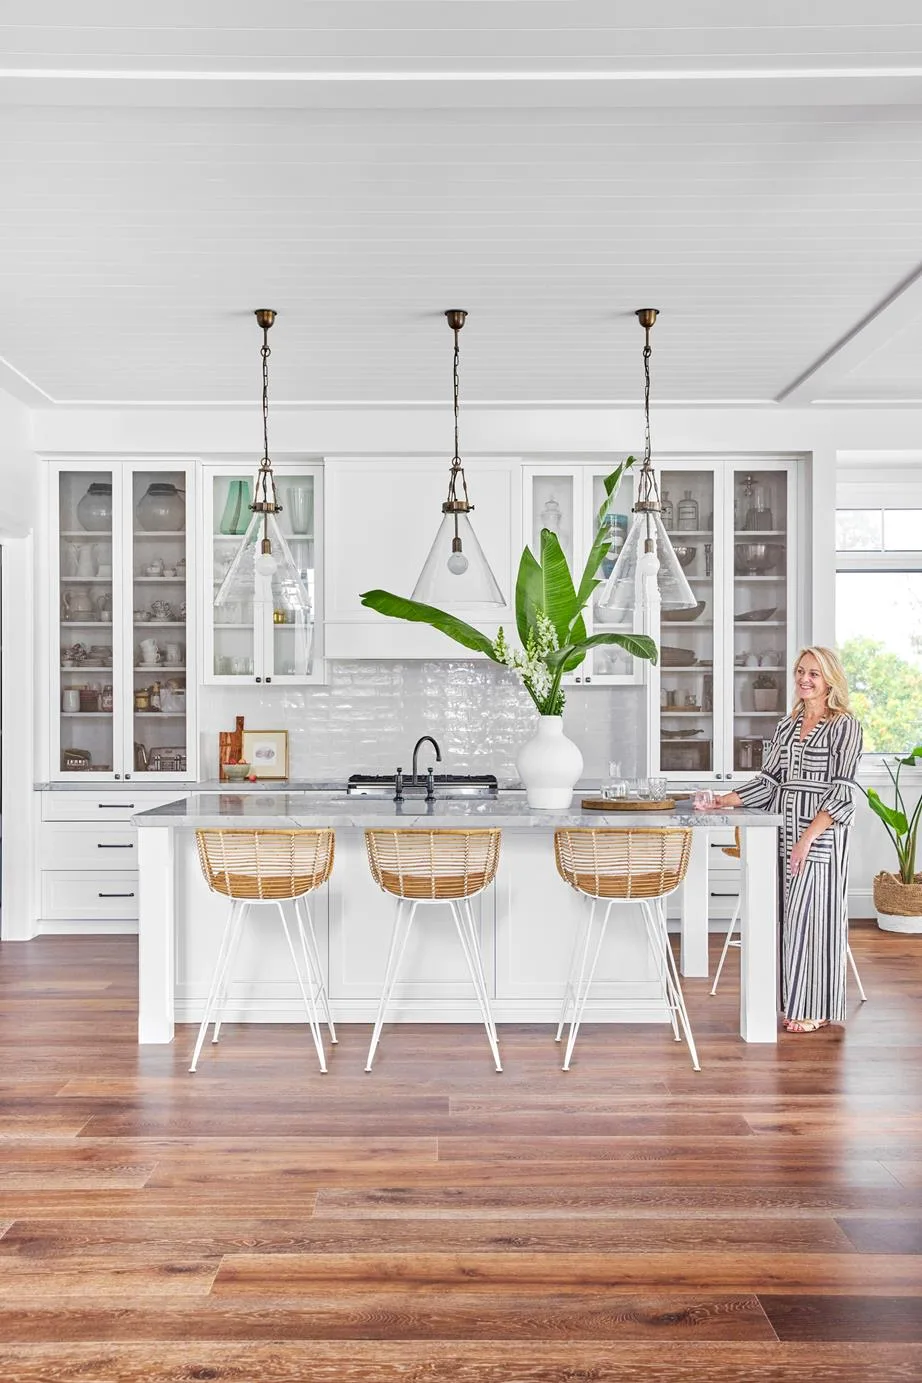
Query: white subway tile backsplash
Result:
<box><xmin>200</xmin><ymin>662</ymin><xmax>645</xmax><ymax>783</ymax></box>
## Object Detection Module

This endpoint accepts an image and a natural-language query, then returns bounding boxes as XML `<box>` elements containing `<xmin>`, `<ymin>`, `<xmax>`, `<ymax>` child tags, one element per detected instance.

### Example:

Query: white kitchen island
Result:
<box><xmin>134</xmin><ymin>793</ymin><xmax>782</xmax><ymax>1048</ymax></box>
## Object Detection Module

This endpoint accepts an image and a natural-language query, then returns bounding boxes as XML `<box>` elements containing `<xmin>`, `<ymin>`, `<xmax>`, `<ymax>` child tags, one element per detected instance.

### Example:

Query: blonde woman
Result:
<box><xmin>704</xmin><ymin>647</ymin><xmax>863</xmax><ymax>1032</ymax></box>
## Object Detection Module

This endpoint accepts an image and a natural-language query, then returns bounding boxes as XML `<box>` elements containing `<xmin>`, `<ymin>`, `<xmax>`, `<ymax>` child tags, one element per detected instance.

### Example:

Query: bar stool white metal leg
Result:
<box><xmin>364</xmin><ymin>829</ymin><xmax>503</xmax><ymax>1073</ymax></box>
<box><xmin>554</xmin><ymin>827</ymin><xmax>699</xmax><ymax>1071</ymax></box>
<box><xmin>190</xmin><ymin>828</ymin><xmax>336</xmax><ymax>1074</ymax></box>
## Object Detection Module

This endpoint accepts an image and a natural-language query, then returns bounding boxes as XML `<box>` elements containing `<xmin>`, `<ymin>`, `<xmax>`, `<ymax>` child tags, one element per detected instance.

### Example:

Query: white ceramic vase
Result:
<box><xmin>516</xmin><ymin>715</ymin><xmax>583</xmax><ymax>809</ymax></box>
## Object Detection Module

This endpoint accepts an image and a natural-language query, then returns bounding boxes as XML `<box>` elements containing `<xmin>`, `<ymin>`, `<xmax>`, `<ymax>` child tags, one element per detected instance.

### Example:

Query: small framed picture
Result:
<box><xmin>241</xmin><ymin>729</ymin><xmax>289</xmax><ymax>781</ymax></box>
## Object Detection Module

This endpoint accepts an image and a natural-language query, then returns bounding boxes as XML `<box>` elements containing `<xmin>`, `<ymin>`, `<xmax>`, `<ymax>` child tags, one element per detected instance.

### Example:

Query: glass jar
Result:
<box><xmin>76</xmin><ymin>483</ymin><xmax>112</xmax><ymax>532</ymax></box>
<box><xmin>100</xmin><ymin>684</ymin><xmax>114</xmax><ymax>711</ymax></box>
<box><xmin>677</xmin><ymin>491</ymin><xmax>699</xmax><ymax>530</ymax></box>
<box><xmin>136</xmin><ymin>483</ymin><xmax>185</xmax><ymax>532</ymax></box>
<box><xmin>660</xmin><ymin>490</ymin><xmax>675</xmax><ymax>529</ymax></box>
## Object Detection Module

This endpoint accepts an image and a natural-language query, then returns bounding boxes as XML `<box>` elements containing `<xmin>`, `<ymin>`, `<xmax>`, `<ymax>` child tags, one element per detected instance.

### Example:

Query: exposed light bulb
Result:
<box><xmin>447</xmin><ymin>551</ymin><xmax>469</xmax><ymax>575</ymax></box>
<box><xmin>254</xmin><ymin>549</ymin><xmax>278</xmax><ymax>577</ymax></box>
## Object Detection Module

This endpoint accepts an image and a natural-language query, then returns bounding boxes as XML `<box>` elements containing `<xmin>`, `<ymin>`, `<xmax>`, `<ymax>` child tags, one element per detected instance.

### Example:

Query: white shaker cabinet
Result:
<box><xmin>323</xmin><ymin>458</ymin><xmax>521</xmax><ymax>658</ymax></box>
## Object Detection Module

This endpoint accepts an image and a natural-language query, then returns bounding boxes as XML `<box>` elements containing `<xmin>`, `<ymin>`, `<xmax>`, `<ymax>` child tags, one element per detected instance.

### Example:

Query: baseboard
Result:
<box><xmin>35</xmin><ymin>919</ymin><xmax>139</xmax><ymax>936</ymax></box>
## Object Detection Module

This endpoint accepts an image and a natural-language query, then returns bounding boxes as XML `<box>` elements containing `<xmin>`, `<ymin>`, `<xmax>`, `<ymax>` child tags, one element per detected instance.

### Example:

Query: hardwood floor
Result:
<box><xmin>1</xmin><ymin>923</ymin><xmax>921</xmax><ymax>1380</ymax></box>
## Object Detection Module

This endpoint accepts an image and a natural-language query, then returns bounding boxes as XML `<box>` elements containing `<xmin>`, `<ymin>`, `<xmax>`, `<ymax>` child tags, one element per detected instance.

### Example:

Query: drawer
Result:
<box><xmin>41</xmin><ymin>871</ymin><xmax>139</xmax><ymax>921</ymax></box>
<box><xmin>40</xmin><ymin>824</ymin><xmax>137</xmax><ymax>871</ymax></box>
<box><xmin>42</xmin><ymin>792</ymin><xmax>183</xmax><ymax>822</ymax></box>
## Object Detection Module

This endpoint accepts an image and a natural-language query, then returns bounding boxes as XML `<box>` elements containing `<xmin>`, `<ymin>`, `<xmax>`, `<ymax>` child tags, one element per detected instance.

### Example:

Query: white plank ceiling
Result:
<box><xmin>1</xmin><ymin>2</ymin><xmax>921</xmax><ymax>407</ymax></box>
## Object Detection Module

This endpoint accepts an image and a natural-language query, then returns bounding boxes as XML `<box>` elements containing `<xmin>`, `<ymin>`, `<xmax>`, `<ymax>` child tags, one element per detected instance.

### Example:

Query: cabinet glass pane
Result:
<box><xmin>132</xmin><ymin>471</ymin><xmax>188</xmax><ymax>773</ymax></box>
<box><xmin>658</xmin><ymin>470</ymin><xmax>714</xmax><ymax>773</ymax></box>
<box><xmin>272</xmin><ymin>474</ymin><xmax>315</xmax><ymax>677</ymax></box>
<box><xmin>531</xmin><ymin>475</ymin><xmax>574</xmax><ymax>569</ymax></box>
<box><xmin>589</xmin><ymin>471</ymin><xmax>636</xmax><ymax>677</ymax></box>
<box><xmin>212</xmin><ymin>475</ymin><xmax>256</xmax><ymax>678</ymax></box>
<box><xmin>58</xmin><ymin>471</ymin><xmax>115</xmax><ymax>774</ymax></box>
<box><xmin>733</xmin><ymin>469</ymin><xmax>788</xmax><ymax>772</ymax></box>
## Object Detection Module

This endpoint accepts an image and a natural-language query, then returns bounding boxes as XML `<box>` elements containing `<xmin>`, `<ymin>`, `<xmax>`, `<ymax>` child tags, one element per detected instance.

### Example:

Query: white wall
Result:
<box><xmin>0</xmin><ymin>387</ymin><xmax>35</xmax><ymax>534</ymax></box>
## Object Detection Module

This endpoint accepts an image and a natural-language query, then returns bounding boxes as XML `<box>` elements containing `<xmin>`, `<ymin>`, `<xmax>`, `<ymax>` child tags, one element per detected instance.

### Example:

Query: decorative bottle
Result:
<box><xmin>219</xmin><ymin>480</ymin><xmax>253</xmax><ymax>535</ymax></box>
<box><xmin>677</xmin><ymin>490</ymin><xmax>699</xmax><ymax>531</ymax></box>
<box><xmin>660</xmin><ymin>490</ymin><xmax>675</xmax><ymax>529</ymax></box>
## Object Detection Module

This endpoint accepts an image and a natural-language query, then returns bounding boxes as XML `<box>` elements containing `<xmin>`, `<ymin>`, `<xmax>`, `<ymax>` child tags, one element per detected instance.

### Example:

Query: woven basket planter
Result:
<box><xmin>873</xmin><ymin>871</ymin><xmax>922</xmax><ymax>933</ymax></box>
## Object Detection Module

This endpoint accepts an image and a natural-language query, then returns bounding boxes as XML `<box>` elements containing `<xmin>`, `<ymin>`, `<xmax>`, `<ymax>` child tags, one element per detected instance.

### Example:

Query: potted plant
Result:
<box><xmin>752</xmin><ymin>672</ymin><xmax>779</xmax><ymax>713</ymax></box>
<box><xmin>861</xmin><ymin>747</ymin><xmax>922</xmax><ymax>933</ymax></box>
<box><xmin>361</xmin><ymin>461</ymin><xmax>658</xmax><ymax>807</ymax></box>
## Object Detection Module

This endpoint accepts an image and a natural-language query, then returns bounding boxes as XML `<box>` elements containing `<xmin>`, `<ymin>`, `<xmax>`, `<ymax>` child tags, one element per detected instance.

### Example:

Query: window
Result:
<box><xmin>836</xmin><ymin>509</ymin><xmax>922</xmax><ymax>755</ymax></box>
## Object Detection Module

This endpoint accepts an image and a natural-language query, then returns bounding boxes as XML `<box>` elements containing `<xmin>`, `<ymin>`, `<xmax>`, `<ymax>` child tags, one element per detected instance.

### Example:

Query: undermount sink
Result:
<box><xmin>346</xmin><ymin>773</ymin><xmax>498</xmax><ymax>799</ymax></box>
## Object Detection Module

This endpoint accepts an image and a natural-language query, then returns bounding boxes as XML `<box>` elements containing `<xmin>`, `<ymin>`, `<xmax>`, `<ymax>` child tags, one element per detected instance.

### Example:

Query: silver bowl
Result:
<box><xmin>671</xmin><ymin>544</ymin><xmax>696</xmax><ymax>569</ymax></box>
<box><xmin>735</xmin><ymin>542</ymin><xmax>783</xmax><ymax>575</ymax></box>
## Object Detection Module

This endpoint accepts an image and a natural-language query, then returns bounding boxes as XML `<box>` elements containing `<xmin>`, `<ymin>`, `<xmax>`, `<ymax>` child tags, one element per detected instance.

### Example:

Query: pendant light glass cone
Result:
<box><xmin>215</xmin><ymin>510</ymin><xmax>313</xmax><ymax>615</ymax></box>
<box><xmin>412</xmin><ymin>510</ymin><xmax>505</xmax><ymax>605</ymax></box>
<box><xmin>598</xmin><ymin>509</ymin><xmax>696</xmax><ymax>612</ymax></box>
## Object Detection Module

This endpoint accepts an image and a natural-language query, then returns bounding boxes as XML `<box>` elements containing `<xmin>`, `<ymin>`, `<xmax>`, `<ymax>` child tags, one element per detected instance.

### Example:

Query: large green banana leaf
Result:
<box><xmin>574</xmin><ymin>460</ymin><xmax>634</xmax><ymax>610</ymax></box>
<box><xmin>359</xmin><ymin>590</ymin><xmax>500</xmax><ymax>660</ymax></box>
<box><xmin>545</xmin><ymin>630</ymin><xmax>658</xmax><ymax>671</ymax></box>
<box><xmin>866</xmin><ymin>788</ymin><xmax>909</xmax><ymax>837</ymax></box>
<box><xmin>514</xmin><ymin>546</ymin><xmax>543</xmax><ymax>647</ymax></box>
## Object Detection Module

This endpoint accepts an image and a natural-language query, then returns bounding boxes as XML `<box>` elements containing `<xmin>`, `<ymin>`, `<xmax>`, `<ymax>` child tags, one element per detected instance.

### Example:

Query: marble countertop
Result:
<box><xmin>132</xmin><ymin>791</ymin><xmax>780</xmax><ymax>831</ymax></box>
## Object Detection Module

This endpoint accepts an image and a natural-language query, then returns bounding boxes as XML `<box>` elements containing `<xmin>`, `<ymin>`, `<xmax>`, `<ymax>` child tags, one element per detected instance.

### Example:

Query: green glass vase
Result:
<box><xmin>219</xmin><ymin>479</ymin><xmax>252</xmax><ymax>535</ymax></box>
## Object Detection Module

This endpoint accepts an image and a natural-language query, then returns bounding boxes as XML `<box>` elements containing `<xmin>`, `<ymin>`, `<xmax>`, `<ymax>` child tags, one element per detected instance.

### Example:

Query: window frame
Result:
<box><xmin>835</xmin><ymin>543</ymin><xmax>922</xmax><ymax>775</ymax></box>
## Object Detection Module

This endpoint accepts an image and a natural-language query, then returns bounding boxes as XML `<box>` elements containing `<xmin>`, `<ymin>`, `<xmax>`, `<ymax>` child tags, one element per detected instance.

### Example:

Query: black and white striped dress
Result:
<box><xmin>735</xmin><ymin>712</ymin><xmax>863</xmax><ymax>1023</ymax></box>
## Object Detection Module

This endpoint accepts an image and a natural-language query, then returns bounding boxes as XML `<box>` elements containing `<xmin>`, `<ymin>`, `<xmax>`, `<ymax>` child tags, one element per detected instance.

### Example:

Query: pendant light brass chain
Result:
<box><xmin>635</xmin><ymin>312</ymin><xmax>661</xmax><ymax>512</ymax></box>
<box><xmin>261</xmin><ymin>325</ymin><xmax>271</xmax><ymax>467</ymax></box>
<box><xmin>444</xmin><ymin>318</ymin><xmax>471</xmax><ymax>512</ymax></box>
<box><xmin>642</xmin><ymin>337</ymin><xmax>652</xmax><ymax>469</ymax></box>
<box><xmin>252</xmin><ymin>311</ymin><xmax>280</xmax><ymax>517</ymax></box>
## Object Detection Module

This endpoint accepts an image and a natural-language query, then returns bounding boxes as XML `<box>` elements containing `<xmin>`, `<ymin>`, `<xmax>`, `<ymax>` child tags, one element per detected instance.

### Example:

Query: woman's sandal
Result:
<box><xmin>783</xmin><ymin>1018</ymin><xmax>830</xmax><ymax>1033</ymax></box>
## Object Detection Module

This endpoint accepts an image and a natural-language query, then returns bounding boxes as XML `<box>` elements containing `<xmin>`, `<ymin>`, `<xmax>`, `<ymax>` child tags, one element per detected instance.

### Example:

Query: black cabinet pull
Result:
<box><xmin>99</xmin><ymin>804</ymin><xmax>133</xmax><ymax>809</ymax></box>
<box><xmin>98</xmin><ymin>892</ymin><xmax>135</xmax><ymax>898</ymax></box>
<box><xmin>97</xmin><ymin>843</ymin><xmax>134</xmax><ymax>850</ymax></box>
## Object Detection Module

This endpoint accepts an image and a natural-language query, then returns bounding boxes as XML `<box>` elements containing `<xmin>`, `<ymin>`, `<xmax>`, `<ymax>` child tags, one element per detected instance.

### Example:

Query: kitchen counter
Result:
<box><xmin>133</xmin><ymin>791</ymin><xmax>767</xmax><ymax>830</ymax></box>
<box><xmin>135</xmin><ymin>792</ymin><xmax>781</xmax><ymax>1052</ymax></box>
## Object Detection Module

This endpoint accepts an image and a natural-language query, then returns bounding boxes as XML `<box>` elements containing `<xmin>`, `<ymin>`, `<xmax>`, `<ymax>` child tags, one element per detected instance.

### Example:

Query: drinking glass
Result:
<box><xmin>650</xmin><ymin>777</ymin><xmax>668</xmax><ymax>801</ymax></box>
<box><xmin>601</xmin><ymin>781</ymin><xmax>627</xmax><ymax>801</ymax></box>
<box><xmin>694</xmin><ymin>789</ymin><xmax>716</xmax><ymax>811</ymax></box>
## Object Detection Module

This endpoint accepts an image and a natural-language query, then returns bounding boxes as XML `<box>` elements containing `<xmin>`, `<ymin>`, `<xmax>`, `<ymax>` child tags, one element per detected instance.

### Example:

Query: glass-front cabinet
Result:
<box><xmin>524</xmin><ymin>462</ymin><xmax>643</xmax><ymax>686</ymax></box>
<box><xmin>203</xmin><ymin>464</ymin><xmax>323</xmax><ymax>685</ymax></box>
<box><xmin>652</xmin><ymin>459</ymin><xmax>797</xmax><ymax>782</ymax></box>
<box><xmin>52</xmin><ymin>462</ymin><xmax>196</xmax><ymax>780</ymax></box>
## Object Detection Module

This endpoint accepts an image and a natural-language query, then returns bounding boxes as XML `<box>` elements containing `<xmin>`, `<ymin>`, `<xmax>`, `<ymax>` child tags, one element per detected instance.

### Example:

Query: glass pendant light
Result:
<box><xmin>412</xmin><ymin>310</ymin><xmax>505</xmax><ymax>606</ymax></box>
<box><xmin>215</xmin><ymin>310</ymin><xmax>313</xmax><ymax>622</ymax></box>
<box><xmin>598</xmin><ymin>309</ymin><xmax>697</xmax><ymax>613</ymax></box>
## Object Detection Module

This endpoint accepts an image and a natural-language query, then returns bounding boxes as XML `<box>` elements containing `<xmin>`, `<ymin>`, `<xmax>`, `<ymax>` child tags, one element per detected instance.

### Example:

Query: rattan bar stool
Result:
<box><xmin>190</xmin><ymin>828</ymin><xmax>336</xmax><ymax>1074</ymax></box>
<box><xmin>554</xmin><ymin>827</ymin><xmax>700</xmax><ymax>1071</ymax></box>
<box><xmin>710</xmin><ymin>827</ymin><xmax>867</xmax><ymax>1001</ymax></box>
<box><xmin>364</xmin><ymin>829</ymin><xmax>503</xmax><ymax>1073</ymax></box>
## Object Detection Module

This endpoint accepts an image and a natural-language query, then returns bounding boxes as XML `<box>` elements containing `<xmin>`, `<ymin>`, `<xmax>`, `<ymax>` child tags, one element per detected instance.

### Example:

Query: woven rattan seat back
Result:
<box><xmin>195</xmin><ymin>829</ymin><xmax>335</xmax><ymax>901</ymax></box>
<box><xmin>365</xmin><ymin>829</ymin><xmax>501</xmax><ymax>901</ymax></box>
<box><xmin>554</xmin><ymin>827</ymin><xmax>692</xmax><ymax>900</ymax></box>
<box><xmin>721</xmin><ymin>826</ymin><xmax>742</xmax><ymax>860</ymax></box>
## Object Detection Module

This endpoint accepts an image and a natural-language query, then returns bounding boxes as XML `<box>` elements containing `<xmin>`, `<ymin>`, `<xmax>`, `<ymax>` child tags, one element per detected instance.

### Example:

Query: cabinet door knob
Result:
<box><xmin>255</xmin><ymin>676</ymin><xmax>262</xmax><ymax>683</ymax></box>
<box><xmin>265</xmin><ymin>676</ymin><xmax>272</xmax><ymax>683</ymax></box>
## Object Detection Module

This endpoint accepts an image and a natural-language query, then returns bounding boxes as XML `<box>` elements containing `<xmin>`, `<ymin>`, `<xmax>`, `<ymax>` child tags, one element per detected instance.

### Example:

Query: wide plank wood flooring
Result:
<box><xmin>0</xmin><ymin>923</ymin><xmax>921</xmax><ymax>1381</ymax></box>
